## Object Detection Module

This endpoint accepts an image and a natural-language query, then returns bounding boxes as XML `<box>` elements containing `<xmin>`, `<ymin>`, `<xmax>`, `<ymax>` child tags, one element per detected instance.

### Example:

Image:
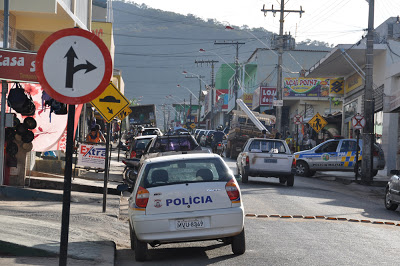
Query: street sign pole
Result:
<box><xmin>59</xmin><ymin>104</ymin><xmax>75</xmax><ymax>266</ymax></box>
<box><xmin>355</xmin><ymin>129</ymin><xmax>360</xmax><ymax>181</ymax></box>
<box><xmin>296</xmin><ymin>124</ymin><xmax>299</xmax><ymax>152</ymax></box>
<box><xmin>103</xmin><ymin>122</ymin><xmax>111</xmax><ymax>213</ymax></box>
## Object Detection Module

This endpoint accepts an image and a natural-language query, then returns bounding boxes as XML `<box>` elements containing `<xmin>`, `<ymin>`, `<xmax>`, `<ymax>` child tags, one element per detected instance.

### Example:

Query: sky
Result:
<box><xmin>127</xmin><ymin>0</ymin><xmax>400</xmax><ymax>45</ymax></box>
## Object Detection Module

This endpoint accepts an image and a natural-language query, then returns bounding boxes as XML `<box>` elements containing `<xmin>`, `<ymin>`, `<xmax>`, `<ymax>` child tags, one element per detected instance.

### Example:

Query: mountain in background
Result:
<box><xmin>112</xmin><ymin>0</ymin><xmax>331</xmax><ymax>122</ymax></box>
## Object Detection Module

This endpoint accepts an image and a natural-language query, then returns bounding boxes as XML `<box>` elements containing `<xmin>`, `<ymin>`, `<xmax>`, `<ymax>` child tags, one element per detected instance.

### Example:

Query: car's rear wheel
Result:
<box><xmin>231</xmin><ymin>228</ymin><xmax>246</xmax><ymax>255</ymax></box>
<box><xmin>279</xmin><ymin>177</ymin><xmax>286</xmax><ymax>184</ymax></box>
<box><xmin>242</xmin><ymin>168</ymin><xmax>249</xmax><ymax>183</ymax></box>
<box><xmin>286</xmin><ymin>175</ymin><xmax>294</xmax><ymax>187</ymax></box>
<box><xmin>372</xmin><ymin>170</ymin><xmax>378</xmax><ymax>177</ymax></box>
<box><xmin>385</xmin><ymin>188</ymin><xmax>398</xmax><ymax>211</ymax></box>
<box><xmin>296</xmin><ymin>161</ymin><xmax>310</xmax><ymax>177</ymax></box>
<box><xmin>133</xmin><ymin>227</ymin><xmax>148</xmax><ymax>261</ymax></box>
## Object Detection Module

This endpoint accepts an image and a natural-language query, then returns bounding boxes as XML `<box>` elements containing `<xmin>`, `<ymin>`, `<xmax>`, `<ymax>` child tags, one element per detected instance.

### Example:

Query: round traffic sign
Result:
<box><xmin>352</xmin><ymin>114</ymin><xmax>365</xmax><ymax>129</ymax></box>
<box><xmin>36</xmin><ymin>28</ymin><xmax>113</xmax><ymax>105</ymax></box>
<box><xmin>293</xmin><ymin>114</ymin><xmax>303</xmax><ymax>125</ymax></box>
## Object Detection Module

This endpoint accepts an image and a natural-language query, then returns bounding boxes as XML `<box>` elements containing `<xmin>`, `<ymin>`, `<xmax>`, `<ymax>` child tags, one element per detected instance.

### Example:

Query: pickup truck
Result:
<box><xmin>294</xmin><ymin>138</ymin><xmax>385</xmax><ymax>177</ymax></box>
<box><xmin>236</xmin><ymin>138</ymin><xmax>296</xmax><ymax>186</ymax></box>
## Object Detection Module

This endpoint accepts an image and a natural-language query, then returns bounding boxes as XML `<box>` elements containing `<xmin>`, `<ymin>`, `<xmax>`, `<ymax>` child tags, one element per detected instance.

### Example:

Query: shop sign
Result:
<box><xmin>243</xmin><ymin>93</ymin><xmax>253</xmax><ymax>109</ymax></box>
<box><xmin>260</xmin><ymin>87</ymin><xmax>276</xmax><ymax>105</ymax></box>
<box><xmin>77</xmin><ymin>144</ymin><xmax>106</xmax><ymax>169</ymax></box>
<box><xmin>0</xmin><ymin>48</ymin><xmax>38</xmax><ymax>83</ymax></box>
<box><xmin>283</xmin><ymin>78</ymin><xmax>330</xmax><ymax>97</ymax></box>
<box><xmin>329</xmin><ymin>78</ymin><xmax>344</xmax><ymax>96</ymax></box>
<box><xmin>345</xmin><ymin>73</ymin><xmax>363</xmax><ymax>94</ymax></box>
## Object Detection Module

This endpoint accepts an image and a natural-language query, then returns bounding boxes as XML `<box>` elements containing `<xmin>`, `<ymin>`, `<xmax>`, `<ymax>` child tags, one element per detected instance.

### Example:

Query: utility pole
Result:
<box><xmin>214</xmin><ymin>41</ymin><xmax>245</xmax><ymax>110</ymax></box>
<box><xmin>195</xmin><ymin>60</ymin><xmax>219</xmax><ymax>128</ymax></box>
<box><xmin>189</xmin><ymin>94</ymin><xmax>192</xmax><ymax>123</ymax></box>
<box><xmin>185</xmin><ymin>74</ymin><xmax>205</xmax><ymax>128</ymax></box>
<box><xmin>261</xmin><ymin>2</ymin><xmax>304</xmax><ymax>134</ymax></box>
<box><xmin>0</xmin><ymin>0</ymin><xmax>10</xmax><ymax>186</ymax></box>
<box><xmin>362</xmin><ymin>0</ymin><xmax>375</xmax><ymax>183</ymax></box>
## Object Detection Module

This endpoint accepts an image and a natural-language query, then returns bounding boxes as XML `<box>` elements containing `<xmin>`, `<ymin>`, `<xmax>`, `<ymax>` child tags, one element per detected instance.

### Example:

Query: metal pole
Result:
<box><xmin>355</xmin><ymin>129</ymin><xmax>360</xmax><ymax>181</ymax></box>
<box><xmin>197</xmin><ymin>78</ymin><xmax>202</xmax><ymax>128</ymax></box>
<box><xmin>296</xmin><ymin>124</ymin><xmax>299</xmax><ymax>152</ymax></box>
<box><xmin>103</xmin><ymin>122</ymin><xmax>111</xmax><ymax>212</ymax></box>
<box><xmin>361</xmin><ymin>0</ymin><xmax>375</xmax><ymax>183</ymax></box>
<box><xmin>117</xmin><ymin>121</ymin><xmax>122</xmax><ymax>162</ymax></box>
<box><xmin>59</xmin><ymin>105</ymin><xmax>75</xmax><ymax>266</ymax></box>
<box><xmin>0</xmin><ymin>0</ymin><xmax>10</xmax><ymax>185</ymax></box>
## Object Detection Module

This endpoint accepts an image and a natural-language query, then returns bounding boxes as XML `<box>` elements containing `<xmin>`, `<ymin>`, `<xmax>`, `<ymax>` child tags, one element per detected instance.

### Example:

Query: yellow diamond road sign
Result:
<box><xmin>91</xmin><ymin>82</ymin><xmax>130</xmax><ymax>123</ymax></box>
<box><xmin>308</xmin><ymin>112</ymin><xmax>328</xmax><ymax>133</ymax></box>
<box><xmin>117</xmin><ymin>106</ymin><xmax>132</xmax><ymax>120</ymax></box>
<box><xmin>190</xmin><ymin>123</ymin><xmax>196</xmax><ymax>129</ymax></box>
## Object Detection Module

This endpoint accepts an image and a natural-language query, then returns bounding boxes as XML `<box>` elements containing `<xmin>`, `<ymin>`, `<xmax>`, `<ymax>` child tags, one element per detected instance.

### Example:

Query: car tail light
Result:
<box><xmin>122</xmin><ymin>160</ymin><xmax>127</xmax><ymax>165</ymax></box>
<box><xmin>130</xmin><ymin>150</ymin><xmax>137</xmax><ymax>158</ymax></box>
<box><xmin>218</xmin><ymin>143</ymin><xmax>222</xmax><ymax>146</ymax></box>
<box><xmin>245</xmin><ymin>156</ymin><xmax>249</xmax><ymax>166</ymax></box>
<box><xmin>292</xmin><ymin>158</ymin><xmax>296</xmax><ymax>168</ymax></box>
<box><xmin>135</xmin><ymin>186</ymin><xmax>149</xmax><ymax>208</ymax></box>
<box><xmin>225</xmin><ymin>179</ymin><xmax>240</xmax><ymax>201</ymax></box>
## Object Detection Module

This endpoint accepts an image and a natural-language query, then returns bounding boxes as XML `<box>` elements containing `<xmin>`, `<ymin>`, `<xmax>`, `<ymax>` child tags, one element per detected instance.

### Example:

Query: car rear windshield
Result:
<box><xmin>249</xmin><ymin>139</ymin><xmax>287</xmax><ymax>153</ymax></box>
<box><xmin>140</xmin><ymin>158</ymin><xmax>232</xmax><ymax>188</ymax></box>
<box><xmin>135</xmin><ymin>138</ymin><xmax>152</xmax><ymax>150</ymax></box>
<box><xmin>152</xmin><ymin>137</ymin><xmax>198</xmax><ymax>152</ymax></box>
<box><xmin>143</xmin><ymin>129</ymin><xmax>159</xmax><ymax>136</ymax></box>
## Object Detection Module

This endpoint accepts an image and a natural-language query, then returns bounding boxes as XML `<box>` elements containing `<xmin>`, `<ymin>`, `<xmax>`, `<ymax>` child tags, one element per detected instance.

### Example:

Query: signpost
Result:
<box><xmin>91</xmin><ymin>82</ymin><xmax>130</xmax><ymax>122</ymax></box>
<box><xmin>352</xmin><ymin>114</ymin><xmax>365</xmax><ymax>180</ymax></box>
<box><xmin>308</xmin><ymin>112</ymin><xmax>328</xmax><ymax>133</ymax></box>
<box><xmin>36</xmin><ymin>28</ymin><xmax>112</xmax><ymax>266</ymax></box>
<box><xmin>293</xmin><ymin>114</ymin><xmax>303</xmax><ymax>152</ymax></box>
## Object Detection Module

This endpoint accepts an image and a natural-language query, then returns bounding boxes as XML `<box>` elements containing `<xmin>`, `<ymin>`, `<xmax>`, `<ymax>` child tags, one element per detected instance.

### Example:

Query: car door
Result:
<box><xmin>311</xmin><ymin>140</ymin><xmax>340</xmax><ymax>170</ymax></box>
<box><xmin>337</xmin><ymin>140</ymin><xmax>360</xmax><ymax>170</ymax></box>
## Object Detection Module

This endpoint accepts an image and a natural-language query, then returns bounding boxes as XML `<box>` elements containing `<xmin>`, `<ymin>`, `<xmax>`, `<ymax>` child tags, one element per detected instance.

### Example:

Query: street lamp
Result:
<box><xmin>180</xmin><ymin>71</ymin><xmax>206</xmax><ymax>128</ymax></box>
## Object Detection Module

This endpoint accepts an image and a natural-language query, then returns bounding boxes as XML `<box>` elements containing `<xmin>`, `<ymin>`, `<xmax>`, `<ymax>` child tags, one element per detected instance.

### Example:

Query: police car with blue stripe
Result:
<box><xmin>294</xmin><ymin>138</ymin><xmax>385</xmax><ymax>177</ymax></box>
<box><xmin>127</xmin><ymin>153</ymin><xmax>245</xmax><ymax>261</ymax></box>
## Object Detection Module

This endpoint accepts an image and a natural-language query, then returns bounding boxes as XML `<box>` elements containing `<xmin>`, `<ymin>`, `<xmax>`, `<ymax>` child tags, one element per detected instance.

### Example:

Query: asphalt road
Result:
<box><xmin>116</xmin><ymin>156</ymin><xmax>400</xmax><ymax>265</ymax></box>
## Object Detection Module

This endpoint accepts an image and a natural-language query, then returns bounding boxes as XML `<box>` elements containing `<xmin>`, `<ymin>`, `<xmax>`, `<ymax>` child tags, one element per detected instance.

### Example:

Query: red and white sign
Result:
<box><xmin>0</xmin><ymin>49</ymin><xmax>37</xmax><ymax>83</ymax></box>
<box><xmin>36</xmin><ymin>28</ymin><xmax>113</xmax><ymax>105</ymax></box>
<box><xmin>77</xmin><ymin>144</ymin><xmax>106</xmax><ymax>168</ymax></box>
<box><xmin>352</xmin><ymin>114</ymin><xmax>365</xmax><ymax>129</ymax></box>
<box><xmin>293</xmin><ymin>114</ymin><xmax>303</xmax><ymax>125</ymax></box>
<box><xmin>260</xmin><ymin>87</ymin><xmax>276</xmax><ymax>105</ymax></box>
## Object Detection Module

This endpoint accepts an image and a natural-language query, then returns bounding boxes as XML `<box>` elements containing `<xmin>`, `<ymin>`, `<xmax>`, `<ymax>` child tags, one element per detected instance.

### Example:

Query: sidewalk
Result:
<box><xmin>0</xmin><ymin>149</ymin><xmax>127</xmax><ymax>265</ymax></box>
<box><xmin>316</xmin><ymin>169</ymin><xmax>390</xmax><ymax>187</ymax></box>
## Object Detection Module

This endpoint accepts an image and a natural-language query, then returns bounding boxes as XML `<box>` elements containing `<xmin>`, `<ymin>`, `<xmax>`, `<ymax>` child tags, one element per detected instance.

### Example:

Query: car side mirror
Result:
<box><xmin>390</xmin><ymin>170</ymin><xmax>400</xmax><ymax>175</ymax></box>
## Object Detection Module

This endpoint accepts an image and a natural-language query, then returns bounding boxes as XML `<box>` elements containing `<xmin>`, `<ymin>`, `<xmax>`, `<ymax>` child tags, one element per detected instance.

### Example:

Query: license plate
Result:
<box><xmin>176</xmin><ymin>218</ymin><xmax>205</xmax><ymax>230</ymax></box>
<box><xmin>217</xmin><ymin>146</ymin><xmax>223</xmax><ymax>150</ymax></box>
<box><xmin>264</xmin><ymin>158</ymin><xmax>277</xmax><ymax>163</ymax></box>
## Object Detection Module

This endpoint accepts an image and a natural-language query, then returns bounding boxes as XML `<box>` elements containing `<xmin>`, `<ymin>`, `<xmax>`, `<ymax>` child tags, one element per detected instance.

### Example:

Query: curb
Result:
<box><xmin>0</xmin><ymin>240</ymin><xmax>58</xmax><ymax>257</ymax></box>
<box><xmin>26</xmin><ymin>178</ymin><xmax>120</xmax><ymax>195</ymax></box>
<box><xmin>0</xmin><ymin>186</ymin><xmax>63</xmax><ymax>201</ymax></box>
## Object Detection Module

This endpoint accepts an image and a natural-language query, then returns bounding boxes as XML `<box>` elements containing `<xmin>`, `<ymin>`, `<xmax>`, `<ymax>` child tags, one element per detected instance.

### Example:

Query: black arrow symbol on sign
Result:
<box><xmin>107</xmin><ymin>107</ymin><xmax>113</xmax><ymax>114</ymax></box>
<box><xmin>65</xmin><ymin>47</ymin><xmax>97</xmax><ymax>88</ymax></box>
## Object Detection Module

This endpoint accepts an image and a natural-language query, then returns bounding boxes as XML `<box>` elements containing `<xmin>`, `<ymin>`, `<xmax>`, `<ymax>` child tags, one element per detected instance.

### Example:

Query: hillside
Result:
<box><xmin>112</xmin><ymin>0</ymin><xmax>331</xmax><ymax>122</ymax></box>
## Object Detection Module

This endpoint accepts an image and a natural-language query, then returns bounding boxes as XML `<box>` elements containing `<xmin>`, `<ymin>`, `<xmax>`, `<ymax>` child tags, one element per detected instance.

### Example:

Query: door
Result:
<box><xmin>311</xmin><ymin>140</ymin><xmax>340</xmax><ymax>170</ymax></box>
<box><xmin>337</xmin><ymin>140</ymin><xmax>360</xmax><ymax>170</ymax></box>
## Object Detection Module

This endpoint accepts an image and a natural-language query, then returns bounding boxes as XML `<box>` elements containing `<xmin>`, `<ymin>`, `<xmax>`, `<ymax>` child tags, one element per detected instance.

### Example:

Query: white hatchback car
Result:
<box><xmin>128</xmin><ymin>153</ymin><xmax>245</xmax><ymax>261</ymax></box>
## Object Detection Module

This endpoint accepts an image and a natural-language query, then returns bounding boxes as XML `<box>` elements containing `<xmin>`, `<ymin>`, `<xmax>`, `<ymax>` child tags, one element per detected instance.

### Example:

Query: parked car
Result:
<box><xmin>237</xmin><ymin>138</ymin><xmax>296</xmax><ymax>186</ymax></box>
<box><xmin>294</xmin><ymin>139</ymin><xmax>385</xmax><ymax>177</ymax></box>
<box><xmin>199</xmin><ymin>130</ymin><xmax>210</xmax><ymax>146</ymax></box>
<box><xmin>385</xmin><ymin>169</ymin><xmax>400</xmax><ymax>211</ymax></box>
<box><xmin>127</xmin><ymin>153</ymin><xmax>245</xmax><ymax>261</ymax></box>
<box><xmin>142</xmin><ymin>128</ymin><xmax>163</xmax><ymax>136</ymax></box>
<box><xmin>128</xmin><ymin>135</ymin><xmax>156</xmax><ymax>159</ymax></box>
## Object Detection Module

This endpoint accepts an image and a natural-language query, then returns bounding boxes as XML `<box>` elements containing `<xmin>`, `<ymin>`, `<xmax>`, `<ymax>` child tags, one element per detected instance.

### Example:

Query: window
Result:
<box><xmin>316</xmin><ymin>141</ymin><xmax>339</xmax><ymax>153</ymax></box>
<box><xmin>249</xmin><ymin>140</ymin><xmax>287</xmax><ymax>153</ymax></box>
<box><xmin>140</xmin><ymin>158</ymin><xmax>232</xmax><ymax>188</ymax></box>
<box><xmin>340</xmin><ymin>140</ymin><xmax>359</xmax><ymax>152</ymax></box>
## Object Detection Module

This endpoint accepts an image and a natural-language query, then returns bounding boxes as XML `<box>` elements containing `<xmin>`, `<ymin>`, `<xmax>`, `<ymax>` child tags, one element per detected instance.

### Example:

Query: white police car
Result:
<box><xmin>128</xmin><ymin>153</ymin><xmax>245</xmax><ymax>261</ymax></box>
